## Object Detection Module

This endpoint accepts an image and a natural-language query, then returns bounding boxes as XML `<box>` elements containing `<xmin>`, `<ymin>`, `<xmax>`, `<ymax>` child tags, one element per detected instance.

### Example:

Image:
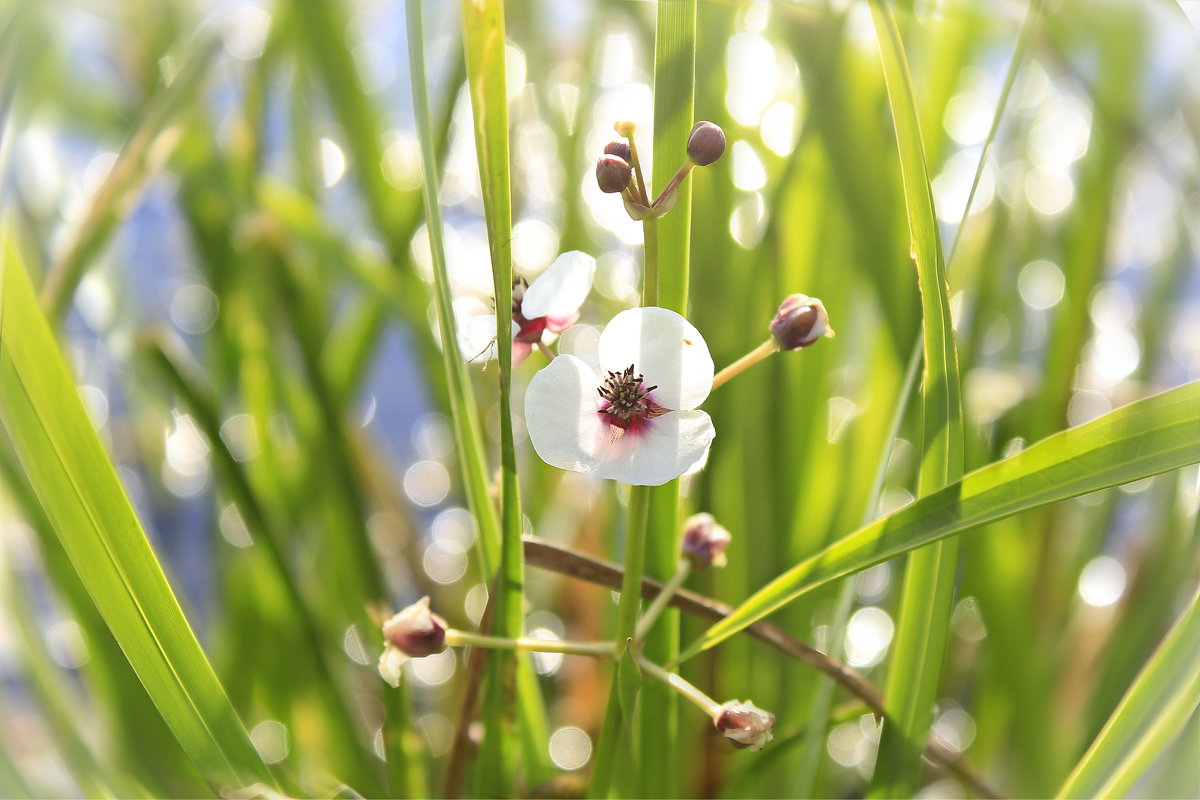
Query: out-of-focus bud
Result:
<box><xmin>614</xmin><ymin>120</ymin><xmax>637</xmax><ymax>137</ymax></box>
<box><xmin>715</xmin><ymin>700</ymin><xmax>775</xmax><ymax>751</ymax></box>
<box><xmin>769</xmin><ymin>294</ymin><xmax>834</xmax><ymax>351</ymax></box>
<box><xmin>382</xmin><ymin>596</ymin><xmax>448</xmax><ymax>658</ymax></box>
<box><xmin>681</xmin><ymin>513</ymin><xmax>731</xmax><ymax>570</ymax></box>
<box><xmin>603</xmin><ymin>140</ymin><xmax>632</xmax><ymax>163</ymax></box>
<box><xmin>596</xmin><ymin>155</ymin><xmax>633</xmax><ymax>194</ymax></box>
<box><xmin>686</xmin><ymin>121</ymin><xmax>726</xmax><ymax>166</ymax></box>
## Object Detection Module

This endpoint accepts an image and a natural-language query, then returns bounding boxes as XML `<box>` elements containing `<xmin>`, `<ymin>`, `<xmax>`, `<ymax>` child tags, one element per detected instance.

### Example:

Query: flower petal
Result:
<box><xmin>598</xmin><ymin>307</ymin><xmax>713</xmax><ymax>410</ymax></box>
<box><xmin>594</xmin><ymin>410</ymin><xmax>715</xmax><ymax>486</ymax></box>
<box><xmin>453</xmin><ymin>299</ymin><xmax>498</xmax><ymax>363</ymax></box>
<box><xmin>521</xmin><ymin>250</ymin><xmax>595</xmax><ymax>322</ymax></box>
<box><xmin>525</xmin><ymin>354</ymin><xmax>606</xmax><ymax>474</ymax></box>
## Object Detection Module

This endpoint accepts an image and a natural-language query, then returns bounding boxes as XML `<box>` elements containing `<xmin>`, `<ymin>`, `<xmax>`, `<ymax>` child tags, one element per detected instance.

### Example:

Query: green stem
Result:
<box><xmin>635</xmin><ymin>656</ymin><xmax>722</xmax><ymax>720</ymax></box>
<box><xmin>588</xmin><ymin>484</ymin><xmax>652</xmax><ymax>798</ymax></box>
<box><xmin>711</xmin><ymin>339</ymin><xmax>779</xmax><ymax>391</ymax></box>
<box><xmin>642</xmin><ymin>219</ymin><xmax>660</xmax><ymax>306</ymax></box>
<box><xmin>445</xmin><ymin>630</ymin><xmax>613</xmax><ymax>657</ymax></box>
<box><xmin>635</xmin><ymin>560</ymin><xmax>691</xmax><ymax>644</ymax></box>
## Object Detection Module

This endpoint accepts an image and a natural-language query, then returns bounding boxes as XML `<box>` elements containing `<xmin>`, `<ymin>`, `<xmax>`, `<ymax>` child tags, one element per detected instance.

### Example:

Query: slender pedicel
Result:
<box><xmin>444</xmin><ymin>629</ymin><xmax>613</xmax><ymax>657</ymax></box>
<box><xmin>634</xmin><ymin>559</ymin><xmax>691</xmax><ymax>643</ymax></box>
<box><xmin>711</xmin><ymin>339</ymin><xmax>779</xmax><ymax>391</ymax></box>
<box><xmin>635</xmin><ymin>655</ymin><xmax>723</xmax><ymax>719</ymax></box>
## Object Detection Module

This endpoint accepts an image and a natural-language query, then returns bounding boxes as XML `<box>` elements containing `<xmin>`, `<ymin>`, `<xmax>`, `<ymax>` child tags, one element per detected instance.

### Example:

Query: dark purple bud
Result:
<box><xmin>686</xmin><ymin>121</ymin><xmax>726</xmax><ymax>166</ymax></box>
<box><xmin>596</xmin><ymin>154</ymin><xmax>633</xmax><ymax>194</ymax></box>
<box><xmin>769</xmin><ymin>294</ymin><xmax>833</xmax><ymax>351</ymax></box>
<box><xmin>603</xmin><ymin>140</ymin><xmax>633</xmax><ymax>163</ymax></box>
<box><xmin>382</xmin><ymin>596</ymin><xmax>447</xmax><ymax>657</ymax></box>
<box><xmin>682</xmin><ymin>513</ymin><xmax>731</xmax><ymax>571</ymax></box>
<box><xmin>715</xmin><ymin>700</ymin><xmax>775</xmax><ymax>751</ymax></box>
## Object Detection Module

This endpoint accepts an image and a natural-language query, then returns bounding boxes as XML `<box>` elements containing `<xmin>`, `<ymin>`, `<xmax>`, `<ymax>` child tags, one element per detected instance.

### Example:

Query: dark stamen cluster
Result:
<box><xmin>597</xmin><ymin>364</ymin><xmax>656</xmax><ymax>427</ymax></box>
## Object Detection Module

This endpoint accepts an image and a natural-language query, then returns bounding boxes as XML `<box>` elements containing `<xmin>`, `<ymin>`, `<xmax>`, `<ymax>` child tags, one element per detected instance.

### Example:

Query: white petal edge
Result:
<box><xmin>524</xmin><ymin>354</ymin><xmax>607</xmax><ymax>474</ymax></box>
<box><xmin>598</xmin><ymin>307</ymin><xmax>713</xmax><ymax>410</ymax></box>
<box><xmin>594</xmin><ymin>410</ymin><xmax>715</xmax><ymax>486</ymax></box>
<box><xmin>521</xmin><ymin>250</ymin><xmax>596</xmax><ymax>321</ymax></box>
<box><xmin>453</xmin><ymin>298</ymin><xmax>498</xmax><ymax>363</ymax></box>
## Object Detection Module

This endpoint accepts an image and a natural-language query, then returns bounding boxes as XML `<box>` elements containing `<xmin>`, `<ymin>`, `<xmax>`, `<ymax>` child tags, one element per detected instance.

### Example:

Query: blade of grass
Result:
<box><xmin>677</xmin><ymin>380</ymin><xmax>1200</xmax><ymax>659</ymax></box>
<box><xmin>640</xmin><ymin>1</ymin><xmax>696</xmax><ymax>795</ymax></box>
<box><xmin>0</xmin><ymin>236</ymin><xmax>270</xmax><ymax>788</ymax></box>
<box><xmin>459</xmin><ymin>0</ymin><xmax>540</xmax><ymax>791</ymax></box>
<box><xmin>1055</xmin><ymin>584</ymin><xmax>1200</xmax><ymax>799</ymax></box>
<box><xmin>865</xmin><ymin>2</ymin><xmax>965</xmax><ymax>794</ymax></box>
<box><xmin>38</xmin><ymin>32</ymin><xmax>218</xmax><ymax>323</ymax></box>
<box><xmin>137</xmin><ymin>331</ymin><xmax>390</xmax><ymax>789</ymax></box>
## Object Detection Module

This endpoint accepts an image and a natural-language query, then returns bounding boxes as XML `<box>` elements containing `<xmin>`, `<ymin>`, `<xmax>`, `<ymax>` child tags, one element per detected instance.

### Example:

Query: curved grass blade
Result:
<box><xmin>677</xmin><ymin>380</ymin><xmax>1200</xmax><ymax>661</ymax></box>
<box><xmin>0</xmin><ymin>237</ymin><xmax>269</xmax><ymax>788</ymax></box>
<box><xmin>1055</xmin><ymin>585</ymin><xmax>1200</xmax><ymax>799</ymax></box>
<box><xmin>38</xmin><ymin>32</ymin><xmax>218</xmax><ymax>323</ymax></box>
<box><xmin>865</xmin><ymin>1</ymin><xmax>965</xmax><ymax>793</ymax></box>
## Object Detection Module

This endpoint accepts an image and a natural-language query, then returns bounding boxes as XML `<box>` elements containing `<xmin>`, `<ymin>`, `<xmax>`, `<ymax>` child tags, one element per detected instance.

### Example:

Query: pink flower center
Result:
<box><xmin>597</xmin><ymin>364</ymin><xmax>667</xmax><ymax>431</ymax></box>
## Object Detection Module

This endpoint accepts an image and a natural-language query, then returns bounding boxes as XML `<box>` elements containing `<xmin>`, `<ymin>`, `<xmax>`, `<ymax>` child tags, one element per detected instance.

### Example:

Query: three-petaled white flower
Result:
<box><xmin>524</xmin><ymin>307</ymin><xmax>715</xmax><ymax>486</ymax></box>
<box><xmin>456</xmin><ymin>250</ymin><xmax>596</xmax><ymax>365</ymax></box>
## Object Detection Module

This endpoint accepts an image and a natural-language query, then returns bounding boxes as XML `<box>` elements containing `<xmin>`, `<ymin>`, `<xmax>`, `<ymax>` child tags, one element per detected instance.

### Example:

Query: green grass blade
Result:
<box><xmin>641</xmin><ymin>2</ymin><xmax>696</xmax><ymax>795</ymax></box>
<box><xmin>677</xmin><ymin>380</ymin><xmax>1200</xmax><ymax>660</ymax></box>
<box><xmin>0</xmin><ymin>237</ymin><xmax>269</xmax><ymax>788</ymax></box>
<box><xmin>459</xmin><ymin>0</ymin><xmax>540</xmax><ymax>791</ymax></box>
<box><xmin>404</xmin><ymin>0</ymin><xmax>501</xmax><ymax>577</ymax></box>
<box><xmin>865</xmin><ymin>1</ymin><xmax>965</xmax><ymax>793</ymax></box>
<box><xmin>1055</xmin><ymin>585</ymin><xmax>1200</xmax><ymax>799</ymax></box>
<box><xmin>38</xmin><ymin>32</ymin><xmax>218</xmax><ymax>323</ymax></box>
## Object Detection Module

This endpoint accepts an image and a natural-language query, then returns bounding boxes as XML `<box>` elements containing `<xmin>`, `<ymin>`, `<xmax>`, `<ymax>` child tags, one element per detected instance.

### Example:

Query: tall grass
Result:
<box><xmin>0</xmin><ymin>1</ymin><xmax>1197</xmax><ymax>798</ymax></box>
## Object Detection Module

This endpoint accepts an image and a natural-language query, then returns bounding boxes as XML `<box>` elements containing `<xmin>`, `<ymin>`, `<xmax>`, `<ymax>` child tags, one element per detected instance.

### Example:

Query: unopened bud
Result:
<box><xmin>614</xmin><ymin>120</ymin><xmax>637</xmax><ymax>137</ymax></box>
<box><xmin>769</xmin><ymin>294</ymin><xmax>833</xmax><ymax>350</ymax></box>
<box><xmin>682</xmin><ymin>513</ymin><xmax>731</xmax><ymax>570</ymax></box>
<box><xmin>382</xmin><ymin>596</ymin><xmax>447</xmax><ymax>658</ymax></box>
<box><xmin>596</xmin><ymin>154</ymin><xmax>633</xmax><ymax>194</ymax></box>
<box><xmin>715</xmin><ymin>700</ymin><xmax>775</xmax><ymax>751</ymax></box>
<box><xmin>603</xmin><ymin>141</ymin><xmax>632</xmax><ymax>163</ymax></box>
<box><xmin>686</xmin><ymin>121</ymin><xmax>726</xmax><ymax>166</ymax></box>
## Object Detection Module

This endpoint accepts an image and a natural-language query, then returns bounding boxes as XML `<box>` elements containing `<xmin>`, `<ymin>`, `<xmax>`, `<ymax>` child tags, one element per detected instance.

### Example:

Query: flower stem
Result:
<box><xmin>642</xmin><ymin>220</ymin><xmax>659</xmax><ymax>307</ymax></box>
<box><xmin>587</xmin><ymin>484</ymin><xmax>651</xmax><ymax>798</ymax></box>
<box><xmin>634</xmin><ymin>559</ymin><xmax>690</xmax><ymax>644</ymax></box>
<box><xmin>635</xmin><ymin>655</ymin><xmax>722</xmax><ymax>720</ymax></box>
<box><xmin>650</xmin><ymin>161</ymin><xmax>694</xmax><ymax>209</ymax></box>
<box><xmin>445</xmin><ymin>629</ymin><xmax>613</xmax><ymax>657</ymax></box>
<box><xmin>624</xmin><ymin>130</ymin><xmax>650</xmax><ymax>206</ymax></box>
<box><xmin>711</xmin><ymin>338</ymin><xmax>779</xmax><ymax>391</ymax></box>
<box><xmin>537</xmin><ymin>340</ymin><xmax>555</xmax><ymax>362</ymax></box>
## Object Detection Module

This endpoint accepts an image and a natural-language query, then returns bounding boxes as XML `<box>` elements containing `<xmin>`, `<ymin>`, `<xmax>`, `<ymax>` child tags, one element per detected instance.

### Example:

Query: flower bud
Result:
<box><xmin>715</xmin><ymin>700</ymin><xmax>775</xmax><ymax>751</ymax></box>
<box><xmin>686</xmin><ymin>121</ymin><xmax>726</xmax><ymax>166</ymax></box>
<box><xmin>603</xmin><ymin>140</ymin><xmax>632</xmax><ymax>163</ymax></box>
<box><xmin>382</xmin><ymin>596</ymin><xmax>447</xmax><ymax>658</ymax></box>
<box><xmin>596</xmin><ymin>154</ymin><xmax>633</xmax><ymax>194</ymax></box>
<box><xmin>614</xmin><ymin>120</ymin><xmax>637</xmax><ymax>137</ymax></box>
<box><xmin>769</xmin><ymin>294</ymin><xmax>833</xmax><ymax>350</ymax></box>
<box><xmin>681</xmin><ymin>513</ymin><xmax>731</xmax><ymax>570</ymax></box>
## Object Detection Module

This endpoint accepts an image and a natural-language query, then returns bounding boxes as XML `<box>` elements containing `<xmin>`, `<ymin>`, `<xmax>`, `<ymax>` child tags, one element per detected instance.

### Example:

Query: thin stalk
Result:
<box><xmin>459</xmin><ymin>0</ymin><xmax>529</xmax><ymax>789</ymax></box>
<box><xmin>711</xmin><ymin>339</ymin><xmax>778</xmax><ymax>391</ymax></box>
<box><xmin>445</xmin><ymin>630</ymin><xmax>614</xmax><ymax>657</ymax></box>
<box><xmin>635</xmin><ymin>560</ymin><xmax>691</xmax><ymax>643</ymax></box>
<box><xmin>635</xmin><ymin>656</ymin><xmax>722</xmax><ymax>720</ymax></box>
<box><xmin>404</xmin><ymin>0</ymin><xmax>500</xmax><ymax>584</ymax></box>
<box><xmin>640</xmin><ymin>4</ymin><xmax>696</xmax><ymax>795</ymax></box>
<box><xmin>588</xmin><ymin>484</ymin><xmax>651</xmax><ymax>799</ymax></box>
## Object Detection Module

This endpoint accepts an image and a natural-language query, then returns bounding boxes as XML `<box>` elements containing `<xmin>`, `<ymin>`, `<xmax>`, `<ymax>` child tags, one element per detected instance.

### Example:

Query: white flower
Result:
<box><xmin>524</xmin><ymin>307</ymin><xmax>715</xmax><ymax>486</ymax></box>
<box><xmin>715</xmin><ymin>699</ymin><xmax>775</xmax><ymax>751</ymax></box>
<box><xmin>456</xmin><ymin>250</ymin><xmax>596</xmax><ymax>365</ymax></box>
